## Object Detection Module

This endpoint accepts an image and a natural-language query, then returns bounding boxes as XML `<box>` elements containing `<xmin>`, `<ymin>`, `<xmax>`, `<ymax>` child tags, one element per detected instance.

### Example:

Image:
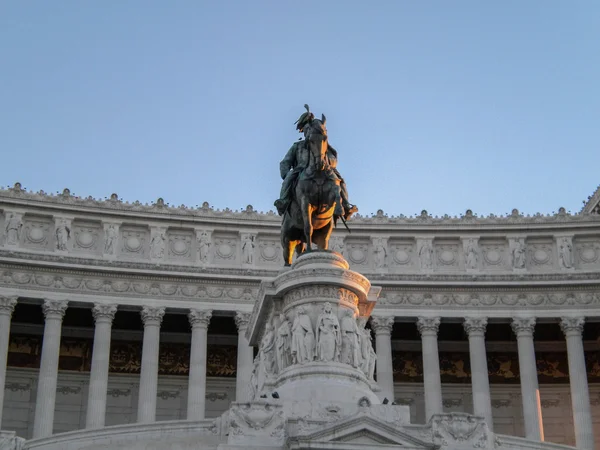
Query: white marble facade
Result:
<box><xmin>0</xmin><ymin>184</ymin><xmax>600</xmax><ymax>449</ymax></box>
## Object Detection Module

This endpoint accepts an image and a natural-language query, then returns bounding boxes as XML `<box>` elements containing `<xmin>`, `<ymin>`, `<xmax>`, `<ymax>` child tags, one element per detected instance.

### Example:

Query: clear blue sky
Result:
<box><xmin>1</xmin><ymin>1</ymin><xmax>599</xmax><ymax>217</ymax></box>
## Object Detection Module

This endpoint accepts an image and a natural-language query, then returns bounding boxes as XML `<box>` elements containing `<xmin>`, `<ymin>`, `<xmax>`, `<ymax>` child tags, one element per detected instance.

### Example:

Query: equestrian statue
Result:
<box><xmin>274</xmin><ymin>105</ymin><xmax>358</xmax><ymax>266</ymax></box>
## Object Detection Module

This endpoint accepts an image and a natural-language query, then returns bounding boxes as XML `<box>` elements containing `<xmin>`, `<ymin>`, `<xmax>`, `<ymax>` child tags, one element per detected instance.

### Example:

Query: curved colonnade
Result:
<box><xmin>0</xmin><ymin>184</ymin><xmax>599</xmax><ymax>449</ymax></box>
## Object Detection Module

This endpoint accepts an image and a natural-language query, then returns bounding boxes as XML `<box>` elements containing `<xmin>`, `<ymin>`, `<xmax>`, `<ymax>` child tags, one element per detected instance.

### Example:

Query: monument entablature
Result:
<box><xmin>2</xmin><ymin>185</ymin><xmax>600</xmax><ymax>319</ymax></box>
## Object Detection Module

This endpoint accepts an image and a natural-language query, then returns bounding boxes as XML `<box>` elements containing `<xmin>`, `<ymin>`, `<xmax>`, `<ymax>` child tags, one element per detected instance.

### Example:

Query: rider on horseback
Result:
<box><xmin>274</xmin><ymin>105</ymin><xmax>358</xmax><ymax>221</ymax></box>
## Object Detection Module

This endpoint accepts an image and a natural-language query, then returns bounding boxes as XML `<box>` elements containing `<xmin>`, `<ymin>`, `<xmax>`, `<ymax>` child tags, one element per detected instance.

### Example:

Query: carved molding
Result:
<box><xmin>463</xmin><ymin>317</ymin><xmax>487</xmax><ymax>336</ymax></box>
<box><xmin>42</xmin><ymin>299</ymin><xmax>68</xmax><ymax>319</ymax></box>
<box><xmin>511</xmin><ymin>317</ymin><xmax>536</xmax><ymax>336</ymax></box>
<box><xmin>370</xmin><ymin>315</ymin><xmax>394</xmax><ymax>334</ymax></box>
<box><xmin>417</xmin><ymin>317</ymin><xmax>440</xmax><ymax>336</ymax></box>
<box><xmin>92</xmin><ymin>303</ymin><xmax>117</xmax><ymax>322</ymax></box>
<box><xmin>560</xmin><ymin>317</ymin><xmax>585</xmax><ymax>336</ymax></box>
<box><xmin>4</xmin><ymin>382</ymin><xmax>30</xmax><ymax>392</ymax></box>
<box><xmin>140</xmin><ymin>306</ymin><xmax>165</xmax><ymax>325</ymax></box>
<box><xmin>57</xmin><ymin>386</ymin><xmax>82</xmax><ymax>395</ymax></box>
<box><xmin>0</xmin><ymin>295</ymin><xmax>17</xmax><ymax>316</ymax></box>
<box><xmin>234</xmin><ymin>312</ymin><xmax>251</xmax><ymax>331</ymax></box>
<box><xmin>188</xmin><ymin>309</ymin><xmax>212</xmax><ymax>327</ymax></box>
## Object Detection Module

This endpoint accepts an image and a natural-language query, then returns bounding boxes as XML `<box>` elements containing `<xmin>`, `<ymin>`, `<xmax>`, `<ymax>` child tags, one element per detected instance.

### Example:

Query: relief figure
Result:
<box><xmin>104</xmin><ymin>224</ymin><xmax>118</xmax><ymax>254</ymax></box>
<box><xmin>260</xmin><ymin>322</ymin><xmax>276</xmax><ymax>375</ymax></box>
<box><xmin>4</xmin><ymin>213</ymin><xmax>22</xmax><ymax>246</ymax></box>
<box><xmin>339</xmin><ymin>309</ymin><xmax>360</xmax><ymax>367</ymax></box>
<box><xmin>419</xmin><ymin>241</ymin><xmax>433</xmax><ymax>269</ymax></box>
<box><xmin>242</xmin><ymin>234</ymin><xmax>255</xmax><ymax>264</ymax></box>
<box><xmin>276</xmin><ymin>313</ymin><xmax>292</xmax><ymax>371</ymax></box>
<box><xmin>558</xmin><ymin>237</ymin><xmax>574</xmax><ymax>269</ymax></box>
<box><xmin>55</xmin><ymin>220</ymin><xmax>71</xmax><ymax>251</ymax></box>
<box><xmin>511</xmin><ymin>239</ymin><xmax>526</xmax><ymax>269</ymax></box>
<box><xmin>315</xmin><ymin>302</ymin><xmax>341</xmax><ymax>362</ymax></box>
<box><xmin>291</xmin><ymin>306</ymin><xmax>314</xmax><ymax>364</ymax></box>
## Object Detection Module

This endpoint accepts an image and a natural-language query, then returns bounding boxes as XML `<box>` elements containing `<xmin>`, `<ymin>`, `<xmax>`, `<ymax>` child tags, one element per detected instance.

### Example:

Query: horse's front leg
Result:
<box><xmin>301</xmin><ymin>199</ymin><xmax>314</xmax><ymax>251</ymax></box>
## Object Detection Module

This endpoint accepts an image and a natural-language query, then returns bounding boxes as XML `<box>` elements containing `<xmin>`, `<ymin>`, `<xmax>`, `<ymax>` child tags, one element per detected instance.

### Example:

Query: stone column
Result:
<box><xmin>560</xmin><ymin>317</ymin><xmax>594</xmax><ymax>450</ymax></box>
<box><xmin>417</xmin><ymin>316</ymin><xmax>443</xmax><ymax>421</ymax></box>
<box><xmin>137</xmin><ymin>306</ymin><xmax>165</xmax><ymax>423</ymax></box>
<box><xmin>187</xmin><ymin>309</ymin><xmax>212</xmax><ymax>420</ymax></box>
<box><xmin>511</xmin><ymin>317</ymin><xmax>544</xmax><ymax>441</ymax></box>
<box><xmin>33</xmin><ymin>299</ymin><xmax>69</xmax><ymax>438</ymax></box>
<box><xmin>0</xmin><ymin>296</ymin><xmax>17</xmax><ymax>428</ymax></box>
<box><xmin>235</xmin><ymin>312</ymin><xmax>253</xmax><ymax>402</ymax></box>
<box><xmin>370</xmin><ymin>315</ymin><xmax>395</xmax><ymax>401</ymax></box>
<box><xmin>463</xmin><ymin>317</ymin><xmax>493</xmax><ymax>430</ymax></box>
<box><xmin>85</xmin><ymin>303</ymin><xmax>117</xmax><ymax>429</ymax></box>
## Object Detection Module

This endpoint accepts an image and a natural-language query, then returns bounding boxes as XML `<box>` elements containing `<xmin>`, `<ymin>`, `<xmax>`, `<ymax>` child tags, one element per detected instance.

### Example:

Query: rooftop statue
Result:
<box><xmin>275</xmin><ymin>105</ymin><xmax>358</xmax><ymax>265</ymax></box>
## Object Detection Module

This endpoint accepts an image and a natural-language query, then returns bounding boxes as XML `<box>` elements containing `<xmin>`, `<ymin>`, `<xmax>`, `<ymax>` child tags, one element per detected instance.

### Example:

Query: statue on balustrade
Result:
<box><xmin>275</xmin><ymin>105</ymin><xmax>358</xmax><ymax>266</ymax></box>
<box><xmin>276</xmin><ymin>313</ymin><xmax>292</xmax><ymax>371</ymax></box>
<box><xmin>340</xmin><ymin>309</ymin><xmax>360</xmax><ymax>367</ymax></box>
<box><xmin>315</xmin><ymin>302</ymin><xmax>341</xmax><ymax>362</ymax></box>
<box><xmin>291</xmin><ymin>306</ymin><xmax>315</xmax><ymax>364</ymax></box>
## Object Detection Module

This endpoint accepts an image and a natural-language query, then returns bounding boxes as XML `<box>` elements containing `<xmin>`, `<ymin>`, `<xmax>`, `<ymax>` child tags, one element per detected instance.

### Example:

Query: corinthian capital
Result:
<box><xmin>140</xmin><ymin>306</ymin><xmax>165</xmax><ymax>325</ymax></box>
<box><xmin>0</xmin><ymin>296</ymin><xmax>18</xmax><ymax>316</ymax></box>
<box><xmin>42</xmin><ymin>299</ymin><xmax>68</xmax><ymax>319</ymax></box>
<box><xmin>463</xmin><ymin>317</ymin><xmax>487</xmax><ymax>336</ymax></box>
<box><xmin>370</xmin><ymin>315</ymin><xmax>394</xmax><ymax>334</ymax></box>
<box><xmin>511</xmin><ymin>317</ymin><xmax>536</xmax><ymax>336</ymax></box>
<box><xmin>560</xmin><ymin>317</ymin><xmax>585</xmax><ymax>336</ymax></box>
<box><xmin>92</xmin><ymin>303</ymin><xmax>118</xmax><ymax>323</ymax></box>
<box><xmin>188</xmin><ymin>309</ymin><xmax>212</xmax><ymax>328</ymax></box>
<box><xmin>417</xmin><ymin>317</ymin><xmax>440</xmax><ymax>336</ymax></box>
<box><xmin>234</xmin><ymin>311</ymin><xmax>251</xmax><ymax>331</ymax></box>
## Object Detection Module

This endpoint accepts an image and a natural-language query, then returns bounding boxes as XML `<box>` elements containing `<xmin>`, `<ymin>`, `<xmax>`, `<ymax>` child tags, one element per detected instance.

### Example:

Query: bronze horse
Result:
<box><xmin>281</xmin><ymin>116</ymin><xmax>342</xmax><ymax>265</ymax></box>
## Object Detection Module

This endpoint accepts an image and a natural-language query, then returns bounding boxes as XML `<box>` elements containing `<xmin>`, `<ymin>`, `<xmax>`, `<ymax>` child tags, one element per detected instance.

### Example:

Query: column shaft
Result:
<box><xmin>512</xmin><ymin>318</ymin><xmax>544</xmax><ymax>441</ymax></box>
<box><xmin>85</xmin><ymin>304</ymin><xmax>117</xmax><ymax>428</ymax></box>
<box><xmin>187</xmin><ymin>309</ymin><xmax>211</xmax><ymax>420</ymax></box>
<box><xmin>561</xmin><ymin>318</ymin><xmax>594</xmax><ymax>450</ymax></box>
<box><xmin>0</xmin><ymin>297</ymin><xmax>17</xmax><ymax>428</ymax></box>
<box><xmin>33</xmin><ymin>300</ymin><xmax>68</xmax><ymax>438</ymax></box>
<box><xmin>370</xmin><ymin>316</ymin><xmax>394</xmax><ymax>401</ymax></box>
<box><xmin>235</xmin><ymin>312</ymin><xmax>253</xmax><ymax>402</ymax></box>
<box><xmin>464</xmin><ymin>318</ymin><xmax>493</xmax><ymax>430</ymax></box>
<box><xmin>418</xmin><ymin>317</ymin><xmax>443</xmax><ymax>421</ymax></box>
<box><xmin>137</xmin><ymin>307</ymin><xmax>164</xmax><ymax>423</ymax></box>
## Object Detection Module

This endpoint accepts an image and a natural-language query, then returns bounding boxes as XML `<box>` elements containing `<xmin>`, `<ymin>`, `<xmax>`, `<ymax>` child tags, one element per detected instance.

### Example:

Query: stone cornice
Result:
<box><xmin>2</xmin><ymin>184</ymin><xmax>600</xmax><ymax>228</ymax></box>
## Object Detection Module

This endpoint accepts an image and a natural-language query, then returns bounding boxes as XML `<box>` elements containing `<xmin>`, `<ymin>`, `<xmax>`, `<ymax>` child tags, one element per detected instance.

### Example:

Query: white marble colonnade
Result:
<box><xmin>369</xmin><ymin>313</ymin><xmax>595</xmax><ymax>445</ymax></box>
<box><xmin>0</xmin><ymin>296</ymin><xmax>597</xmax><ymax>445</ymax></box>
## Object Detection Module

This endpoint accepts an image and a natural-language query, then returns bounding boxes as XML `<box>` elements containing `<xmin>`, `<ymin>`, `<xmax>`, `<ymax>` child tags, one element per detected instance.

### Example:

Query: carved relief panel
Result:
<box><xmin>167</xmin><ymin>229</ymin><xmax>193</xmax><ymax>263</ymax></box>
<box><xmin>71</xmin><ymin>221</ymin><xmax>102</xmax><ymax>255</ymax></box>
<box><xmin>527</xmin><ymin>238</ymin><xmax>554</xmax><ymax>271</ymax></box>
<box><xmin>575</xmin><ymin>236</ymin><xmax>600</xmax><ymax>268</ymax></box>
<box><xmin>345</xmin><ymin>238</ymin><xmax>370</xmax><ymax>268</ymax></box>
<box><xmin>257</xmin><ymin>235</ymin><xmax>281</xmax><ymax>266</ymax></box>
<box><xmin>21</xmin><ymin>216</ymin><xmax>52</xmax><ymax>251</ymax></box>
<box><xmin>388</xmin><ymin>238</ymin><xmax>415</xmax><ymax>271</ymax></box>
<box><xmin>434</xmin><ymin>240</ymin><xmax>460</xmax><ymax>271</ymax></box>
<box><xmin>119</xmin><ymin>226</ymin><xmax>149</xmax><ymax>259</ymax></box>
<box><xmin>479</xmin><ymin>238</ymin><xmax>508</xmax><ymax>271</ymax></box>
<box><xmin>212</xmin><ymin>233</ymin><xmax>238</xmax><ymax>265</ymax></box>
